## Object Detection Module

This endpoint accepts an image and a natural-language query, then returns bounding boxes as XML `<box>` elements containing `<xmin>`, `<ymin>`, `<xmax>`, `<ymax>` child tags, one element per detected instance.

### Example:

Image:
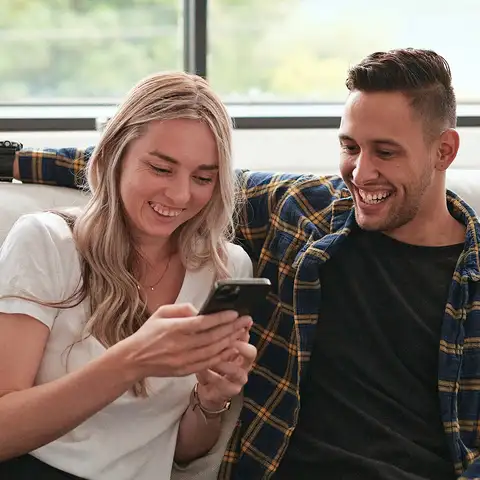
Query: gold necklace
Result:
<box><xmin>137</xmin><ymin>254</ymin><xmax>172</xmax><ymax>292</ymax></box>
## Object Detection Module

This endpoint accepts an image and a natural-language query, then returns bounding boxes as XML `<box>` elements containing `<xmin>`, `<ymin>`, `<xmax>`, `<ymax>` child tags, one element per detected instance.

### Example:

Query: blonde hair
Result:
<box><xmin>60</xmin><ymin>72</ymin><xmax>237</xmax><ymax>395</ymax></box>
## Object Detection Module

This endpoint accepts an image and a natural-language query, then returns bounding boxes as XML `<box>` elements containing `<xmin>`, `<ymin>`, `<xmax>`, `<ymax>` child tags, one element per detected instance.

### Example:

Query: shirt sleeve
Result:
<box><xmin>16</xmin><ymin>147</ymin><xmax>93</xmax><ymax>189</ymax></box>
<box><xmin>0</xmin><ymin>213</ymin><xmax>73</xmax><ymax>329</ymax></box>
<box><xmin>234</xmin><ymin>169</ymin><xmax>305</xmax><ymax>263</ymax></box>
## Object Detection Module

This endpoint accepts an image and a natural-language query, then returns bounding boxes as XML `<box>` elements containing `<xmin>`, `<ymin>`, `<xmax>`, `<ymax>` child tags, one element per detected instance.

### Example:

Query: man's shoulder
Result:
<box><xmin>239</xmin><ymin>169</ymin><xmax>346</xmax><ymax>188</ymax></box>
<box><xmin>446</xmin><ymin>190</ymin><xmax>480</xmax><ymax>280</ymax></box>
<box><xmin>238</xmin><ymin>170</ymin><xmax>349</xmax><ymax>206</ymax></box>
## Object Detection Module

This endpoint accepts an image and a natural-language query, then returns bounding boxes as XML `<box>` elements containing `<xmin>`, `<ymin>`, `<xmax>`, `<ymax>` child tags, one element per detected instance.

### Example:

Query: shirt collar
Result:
<box><xmin>446</xmin><ymin>189</ymin><xmax>480</xmax><ymax>281</ymax></box>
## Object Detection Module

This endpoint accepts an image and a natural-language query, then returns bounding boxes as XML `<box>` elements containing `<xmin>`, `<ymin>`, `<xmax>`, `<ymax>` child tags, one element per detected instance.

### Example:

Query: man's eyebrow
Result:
<box><xmin>371</xmin><ymin>139</ymin><xmax>403</xmax><ymax>148</ymax></box>
<box><xmin>147</xmin><ymin>150</ymin><xmax>218</xmax><ymax>171</ymax></box>
<box><xmin>338</xmin><ymin>135</ymin><xmax>403</xmax><ymax>148</ymax></box>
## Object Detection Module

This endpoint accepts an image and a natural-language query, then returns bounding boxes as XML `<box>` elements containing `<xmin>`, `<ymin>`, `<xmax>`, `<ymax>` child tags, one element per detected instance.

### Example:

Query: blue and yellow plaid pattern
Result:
<box><xmin>16</xmin><ymin>148</ymin><xmax>480</xmax><ymax>479</ymax></box>
<box><xmin>17</xmin><ymin>147</ymin><xmax>93</xmax><ymax>188</ymax></box>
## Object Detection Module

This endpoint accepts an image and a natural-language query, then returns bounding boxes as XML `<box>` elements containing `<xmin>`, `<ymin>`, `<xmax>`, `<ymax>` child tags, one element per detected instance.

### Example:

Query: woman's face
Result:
<box><xmin>119</xmin><ymin>118</ymin><xmax>219</xmax><ymax>247</ymax></box>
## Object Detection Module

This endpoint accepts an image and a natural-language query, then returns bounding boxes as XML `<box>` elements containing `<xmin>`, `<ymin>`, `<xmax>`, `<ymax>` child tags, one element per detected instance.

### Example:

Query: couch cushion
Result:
<box><xmin>1</xmin><ymin>169</ymin><xmax>479</xmax><ymax>245</ymax></box>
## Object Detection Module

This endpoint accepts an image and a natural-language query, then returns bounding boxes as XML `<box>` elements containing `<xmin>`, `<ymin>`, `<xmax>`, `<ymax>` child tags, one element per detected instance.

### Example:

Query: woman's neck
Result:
<box><xmin>134</xmin><ymin>237</ymin><xmax>176</xmax><ymax>279</ymax></box>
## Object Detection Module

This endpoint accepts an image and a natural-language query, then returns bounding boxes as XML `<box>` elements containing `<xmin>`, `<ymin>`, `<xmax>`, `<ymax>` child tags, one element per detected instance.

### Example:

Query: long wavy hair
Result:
<box><xmin>57</xmin><ymin>72</ymin><xmax>237</xmax><ymax>395</ymax></box>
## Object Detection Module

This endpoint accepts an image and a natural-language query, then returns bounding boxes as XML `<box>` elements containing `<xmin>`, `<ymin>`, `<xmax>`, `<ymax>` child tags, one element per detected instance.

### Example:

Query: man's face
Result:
<box><xmin>339</xmin><ymin>90</ymin><xmax>439</xmax><ymax>234</ymax></box>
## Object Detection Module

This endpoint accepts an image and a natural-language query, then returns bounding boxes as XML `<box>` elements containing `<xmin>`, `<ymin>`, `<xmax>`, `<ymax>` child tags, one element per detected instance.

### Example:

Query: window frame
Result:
<box><xmin>1</xmin><ymin>0</ymin><xmax>479</xmax><ymax>132</ymax></box>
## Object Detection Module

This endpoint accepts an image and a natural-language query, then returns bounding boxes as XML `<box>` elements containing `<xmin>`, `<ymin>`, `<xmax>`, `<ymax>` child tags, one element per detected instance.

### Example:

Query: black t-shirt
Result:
<box><xmin>275</xmin><ymin>230</ymin><xmax>462</xmax><ymax>480</ymax></box>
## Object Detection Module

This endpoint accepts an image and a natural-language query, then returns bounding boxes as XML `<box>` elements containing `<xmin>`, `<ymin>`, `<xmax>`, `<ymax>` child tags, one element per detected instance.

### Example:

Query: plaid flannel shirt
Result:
<box><xmin>16</xmin><ymin>148</ymin><xmax>480</xmax><ymax>479</ymax></box>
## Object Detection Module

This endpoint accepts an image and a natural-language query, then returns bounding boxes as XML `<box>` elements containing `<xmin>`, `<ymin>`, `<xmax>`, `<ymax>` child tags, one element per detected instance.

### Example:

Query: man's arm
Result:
<box><xmin>235</xmin><ymin>170</ymin><xmax>307</xmax><ymax>263</ymax></box>
<box><xmin>12</xmin><ymin>149</ymin><xmax>338</xmax><ymax>264</ymax></box>
<box><xmin>235</xmin><ymin>170</ymin><xmax>346</xmax><ymax>264</ymax></box>
<box><xmin>14</xmin><ymin>147</ymin><xmax>93</xmax><ymax>189</ymax></box>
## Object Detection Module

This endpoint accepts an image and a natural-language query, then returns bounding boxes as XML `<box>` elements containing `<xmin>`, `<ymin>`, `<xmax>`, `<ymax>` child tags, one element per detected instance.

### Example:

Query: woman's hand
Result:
<box><xmin>118</xmin><ymin>303</ymin><xmax>253</xmax><ymax>381</ymax></box>
<box><xmin>195</xmin><ymin>338</ymin><xmax>257</xmax><ymax>410</ymax></box>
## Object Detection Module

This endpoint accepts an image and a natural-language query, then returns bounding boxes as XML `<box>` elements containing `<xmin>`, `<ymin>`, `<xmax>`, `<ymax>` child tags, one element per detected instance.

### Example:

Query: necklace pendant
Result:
<box><xmin>138</xmin><ymin>253</ymin><xmax>172</xmax><ymax>293</ymax></box>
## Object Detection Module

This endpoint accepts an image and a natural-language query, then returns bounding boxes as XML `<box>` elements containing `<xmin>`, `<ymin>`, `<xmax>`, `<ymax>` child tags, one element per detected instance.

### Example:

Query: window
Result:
<box><xmin>1</xmin><ymin>0</ymin><xmax>479</xmax><ymax>130</ymax></box>
<box><xmin>1</xmin><ymin>0</ymin><xmax>182</xmax><ymax>102</ymax></box>
<box><xmin>208</xmin><ymin>0</ymin><xmax>480</xmax><ymax>104</ymax></box>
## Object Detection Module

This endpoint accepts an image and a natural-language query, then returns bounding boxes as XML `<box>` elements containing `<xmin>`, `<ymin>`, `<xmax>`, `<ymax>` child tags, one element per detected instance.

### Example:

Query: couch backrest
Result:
<box><xmin>0</xmin><ymin>182</ymin><xmax>89</xmax><ymax>245</ymax></box>
<box><xmin>1</xmin><ymin>169</ymin><xmax>479</xmax><ymax>245</ymax></box>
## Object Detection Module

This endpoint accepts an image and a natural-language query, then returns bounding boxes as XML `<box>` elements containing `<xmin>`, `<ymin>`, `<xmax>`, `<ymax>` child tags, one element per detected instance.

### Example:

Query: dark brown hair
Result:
<box><xmin>345</xmin><ymin>48</ymin><xmax>456</xmax><ymax>137</ymax></box>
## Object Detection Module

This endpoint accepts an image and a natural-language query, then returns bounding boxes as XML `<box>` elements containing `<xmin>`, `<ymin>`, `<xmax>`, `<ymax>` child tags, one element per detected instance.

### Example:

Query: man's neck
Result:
<box><xmin>384</xmin><ymin>208</ymin><xmax>465</xmax><ymax>247</ymax></box>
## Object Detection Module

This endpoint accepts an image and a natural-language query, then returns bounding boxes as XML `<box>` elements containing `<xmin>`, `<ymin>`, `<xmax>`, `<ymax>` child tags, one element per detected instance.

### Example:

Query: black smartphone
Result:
<box><xmin>198</xmin><ymin>278</ymin><xmax>271</xmax><ymax>316</ymax></box>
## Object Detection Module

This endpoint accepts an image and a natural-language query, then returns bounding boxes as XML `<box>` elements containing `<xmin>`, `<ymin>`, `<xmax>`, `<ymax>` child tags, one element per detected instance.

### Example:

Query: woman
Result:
<box><xmin>0</xmin><ymin>72</ymin><xmax>256</xmax><ymax>479</ymax></box>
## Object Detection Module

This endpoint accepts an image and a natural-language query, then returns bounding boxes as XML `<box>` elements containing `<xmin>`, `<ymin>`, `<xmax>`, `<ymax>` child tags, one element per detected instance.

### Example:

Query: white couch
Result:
<box><xmin>1</xmin><ymin>169</ymin><xmax>479</xmax><ymax>245</ymax></box>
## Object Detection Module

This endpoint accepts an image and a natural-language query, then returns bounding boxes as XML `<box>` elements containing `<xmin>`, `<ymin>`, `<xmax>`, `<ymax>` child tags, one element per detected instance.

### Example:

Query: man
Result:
<box><xmin>2</xmin><ymin>48</ymin><xmax>480</xmax><ymax>479</ymax></box>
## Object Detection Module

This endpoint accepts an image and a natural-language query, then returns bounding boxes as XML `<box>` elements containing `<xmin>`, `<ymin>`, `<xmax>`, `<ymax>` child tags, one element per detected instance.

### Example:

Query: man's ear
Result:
<box><xmin>435</xmin><ymin>128</ymin><xmax>460</xmax><ymax>172</ymax></box>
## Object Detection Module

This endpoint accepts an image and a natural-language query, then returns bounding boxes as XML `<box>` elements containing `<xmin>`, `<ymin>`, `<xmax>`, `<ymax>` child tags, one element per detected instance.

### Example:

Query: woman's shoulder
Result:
<box><xmin>15</xmin><ymin>210</ymin><xmax>73</xmax><ymax>236</ymax></box>
<box><xmin>0</xmin><ymin>212</ymin><xmax>82</xmax><ymax>320</ymax></box>
<box><xmin>224</xmin><ymin>242</ymin><xmax>253</xmax><ymax>278</ymax></box>
<box><xmin>6</xmin><ymin>211</ymin><xmax>76</xmax><ymax>254</ymax></box>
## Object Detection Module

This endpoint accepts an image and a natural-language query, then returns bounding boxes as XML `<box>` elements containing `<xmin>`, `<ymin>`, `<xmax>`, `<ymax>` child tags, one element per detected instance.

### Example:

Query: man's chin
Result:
<box><xmin>352</xmin><ymin>188</ymin><xmax>420</xmax><ymax>235</ymax></box>
<box><xmin>356</xmin><ymin>220</ymin><xmax>386</xmax><ymax>232</ymax></box>
<box><xmin>354</xmin><ymin>208</ymin><xmax>412</xmax><ymax>234</ymax></box>
<box><xmin>354</xmin><ymin>209</ymin><xmax>393</xmax><ymax>232</ymax></box>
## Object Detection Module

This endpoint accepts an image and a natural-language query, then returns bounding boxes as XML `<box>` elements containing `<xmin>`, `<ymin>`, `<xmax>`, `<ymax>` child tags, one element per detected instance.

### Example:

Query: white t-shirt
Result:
<box><xmin>0</xmin><ymin>212</ymin><xmax>253</xmax><ymax>480</ymax></box>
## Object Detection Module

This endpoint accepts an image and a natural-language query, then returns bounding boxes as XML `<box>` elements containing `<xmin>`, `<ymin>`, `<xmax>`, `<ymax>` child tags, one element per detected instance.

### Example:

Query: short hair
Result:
<box><xmin>345</xmin><ymin>48</ymin><xmax>457</xmax><ymax>137</ymax></box>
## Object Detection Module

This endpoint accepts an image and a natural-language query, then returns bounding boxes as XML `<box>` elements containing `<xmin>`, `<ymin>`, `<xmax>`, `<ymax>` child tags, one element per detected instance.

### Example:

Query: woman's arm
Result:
<box><xmin>174</xmin><ymin>390</ymin><xmax>223</xmax><ymax>464</ymax></box>
<box><xmin>0</xmin><ymin>214</ymin><xmax>137</xmax><ymax>459</ymax></box>
<box><xmin>0</xmin><ymin>306</ymin><xmax>250</xmax><ymax>461</ymax></box>
<box><xmin>0</xmin><ymin>312</ymin><xmax>137</xmax><ymax>461</ymax></box>
<box><xmin>174</xmin><ymin>341</ymin><xmax>256</xmax><ymax>464</ymax></box>
<box><xmin>173</xmin><ymin>244</ymin><xmax>256</xmax><ymax>463</ymax></box>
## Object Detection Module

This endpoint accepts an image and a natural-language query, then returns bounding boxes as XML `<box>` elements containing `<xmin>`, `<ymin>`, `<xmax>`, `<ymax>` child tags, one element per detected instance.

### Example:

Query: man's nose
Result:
<box><xmin>351</xmin><ymin>151</ymin><xmax>380</xmax><ymax>185</ymax></box>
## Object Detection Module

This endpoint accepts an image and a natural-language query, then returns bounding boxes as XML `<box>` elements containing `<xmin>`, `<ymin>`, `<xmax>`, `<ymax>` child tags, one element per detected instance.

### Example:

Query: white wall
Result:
<box><xmin>2</xmin><ymin>128</ymin><xmax>479</xmax><ymax>174</ymax></box>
